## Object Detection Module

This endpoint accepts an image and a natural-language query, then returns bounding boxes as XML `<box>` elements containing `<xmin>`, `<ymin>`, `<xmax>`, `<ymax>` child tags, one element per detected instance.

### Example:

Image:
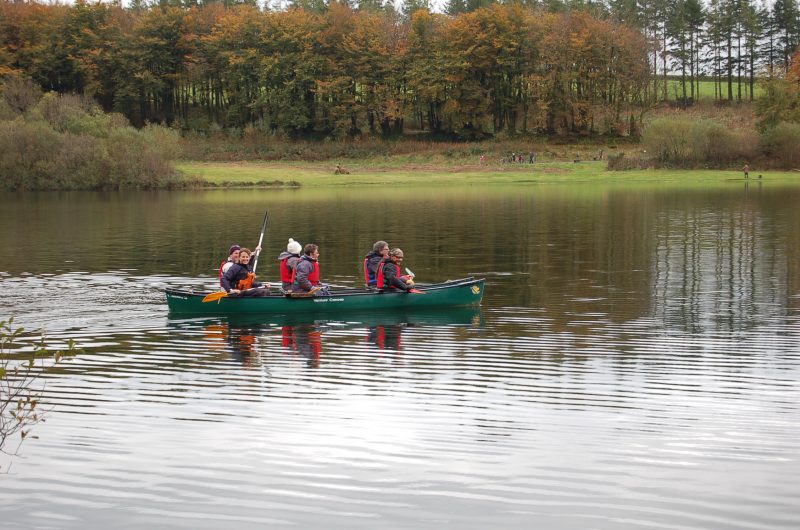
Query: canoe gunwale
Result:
<box><xmin>165</xmin><ymin>277</ymin><xmax>480</xmax><ymax>300</ymax></box>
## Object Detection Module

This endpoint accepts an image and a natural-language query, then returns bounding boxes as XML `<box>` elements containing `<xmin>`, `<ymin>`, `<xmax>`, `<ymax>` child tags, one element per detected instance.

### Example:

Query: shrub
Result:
<box><xmin>642</xmin><ymin>117</ymin><xmax>758</xmax><ymax>167</ymax></box>
<box><xmin>0</xmin><ymin>76</ymin><xmax>41</xmax><ymax>115</ymax></box>
<box><xmin>642</xmin><ymin>117</ymin><xmax>693</xmax><ymax>163</ymax></box>
<box><xmin>606</xmin><ymin>152</ymin><xmax>649</xmax><ymax>170</ymax></box>
<box><xmin>760</xmin><ymin>122</ymin><xmax>800</xmax><ymax>168</ymax></box>
<box><xmin>1</xmin><ymin>80</ymin><xmax>181</xmax><ymax>190</ymax></box>
<box><xmin>0</xmin><ymin>120</ymin><xmax>62</xmax><ymax>190</ymax></box>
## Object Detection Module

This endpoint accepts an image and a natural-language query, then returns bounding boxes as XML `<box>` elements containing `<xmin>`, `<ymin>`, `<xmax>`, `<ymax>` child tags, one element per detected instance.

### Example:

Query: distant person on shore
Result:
<box><xmin>364</xmin><ymin>240</ymin><xmax>390</xmax><ymax>288</ymax></box>
<box><xmin>529</xmin><ymin>151</ymin><xmax>536</xmax><ymax>163</ymax></box>
<box><xmin>221</xmin><ymin>248</ymin><xmax>270</xmax><ymax>296</ymax></box>
<box><xmin>743</xmin><ymin>163</ymin><xmax>750</xmax><ymax>179</ymax></box>
<box><xmin>278</xmin><ymin>238</ymin><xmax>303</xmax><ymax>292</ymax></box>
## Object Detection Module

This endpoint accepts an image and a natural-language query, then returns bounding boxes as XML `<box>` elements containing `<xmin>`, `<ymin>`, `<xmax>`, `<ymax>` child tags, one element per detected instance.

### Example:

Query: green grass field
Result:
<box><xmin>177</xmin><ymin>160</ymin><xmax>798</xmax><ymax>188</ymax></box>
<box><xmin>665</xmin><ymin>79</ymin><xmax>764</xmax><ymax>101</ymax></box>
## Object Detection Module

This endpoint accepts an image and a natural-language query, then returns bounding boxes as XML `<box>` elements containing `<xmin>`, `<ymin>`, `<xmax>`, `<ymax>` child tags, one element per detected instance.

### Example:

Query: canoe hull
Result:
<box><xmin>165</xmin><ymin>278</ymin><xmax>485</xmax><ymax>316</ymax></box>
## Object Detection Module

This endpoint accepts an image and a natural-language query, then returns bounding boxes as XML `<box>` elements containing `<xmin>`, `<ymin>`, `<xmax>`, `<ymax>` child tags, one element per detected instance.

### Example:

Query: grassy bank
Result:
<box><xmin>178</xmin><ymin>160</ymin><xmax>799</xmax><ymax>187</ymax></box>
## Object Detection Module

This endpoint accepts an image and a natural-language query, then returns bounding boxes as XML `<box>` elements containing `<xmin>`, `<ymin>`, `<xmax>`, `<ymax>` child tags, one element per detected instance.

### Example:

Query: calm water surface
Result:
<box><xmin>1</xmin><ymin>184</ymin><xmax>799</xmax><ymax>529</ymax></box>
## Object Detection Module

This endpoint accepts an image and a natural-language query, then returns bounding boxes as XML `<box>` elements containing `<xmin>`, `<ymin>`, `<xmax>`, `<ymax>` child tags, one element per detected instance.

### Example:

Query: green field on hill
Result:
<box><xmin>665</xmin><ymin>79</ymin><xmax>764</xmax><ymax>101</ymax></box>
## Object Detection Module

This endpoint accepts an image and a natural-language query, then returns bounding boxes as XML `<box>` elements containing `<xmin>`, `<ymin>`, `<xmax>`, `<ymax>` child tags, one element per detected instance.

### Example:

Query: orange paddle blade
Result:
<box><xmin>202</xmin><ymin>291</ymin><xmax>228</xmax><ymax>303</ymax></box>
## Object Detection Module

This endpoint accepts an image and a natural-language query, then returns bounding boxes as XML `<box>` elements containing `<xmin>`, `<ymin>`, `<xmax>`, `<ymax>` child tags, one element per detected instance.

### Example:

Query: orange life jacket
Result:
<box><xmin>237</xmin><ymin>271</ymin><xmax>255</xmax><ymax>290</ymax></box>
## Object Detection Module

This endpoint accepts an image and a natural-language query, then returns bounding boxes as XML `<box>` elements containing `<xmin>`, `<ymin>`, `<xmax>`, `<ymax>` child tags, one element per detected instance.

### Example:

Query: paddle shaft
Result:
<box><xmin>251</xmin><ymin>210</ymin><xmax>269</xmax><ymax>274</ymax></box>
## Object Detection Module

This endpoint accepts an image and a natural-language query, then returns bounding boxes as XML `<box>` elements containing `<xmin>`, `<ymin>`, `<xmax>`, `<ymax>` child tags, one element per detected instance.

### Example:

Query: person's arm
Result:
<box><xmin>221</xmin><ymin>265</ymin><xmax>240</xmax><ymax>293</ymax></box>
<box><xmin>219</xmin><ymin>267</ymin><xmax>237</xmax><ymax>293</ymax></box>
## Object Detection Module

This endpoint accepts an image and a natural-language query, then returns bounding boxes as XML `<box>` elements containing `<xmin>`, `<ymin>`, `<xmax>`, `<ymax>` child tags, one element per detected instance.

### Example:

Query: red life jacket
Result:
<box><xmin>280</xmin><ymin>258</ymin><xmax>294</xmax><ymax>283</ymax></box>
<box><xmin>219</xmin><ymin>260</ymin><xmax>227</xmax><ymax>279</ymax></box>
<box><xmin>376</xmin><ymin>261</ymin><xmax>400</xmax><ymax>289</ymax></box>
<box><xmin>290</xmin><ymin>259</ymin><xmax>320</xmax><ymax>286</ymax></box>
<box><xmin>363</xmin><ymin>257</ymin><xmax>370</xmax><ymax>285</ymax></box>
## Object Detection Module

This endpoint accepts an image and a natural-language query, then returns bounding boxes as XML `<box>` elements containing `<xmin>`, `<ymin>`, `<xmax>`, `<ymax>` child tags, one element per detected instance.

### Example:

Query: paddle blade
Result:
<box><xmin>405</xmin><ymin>267</ymin><xmax>415</xmax><ymax>278</ymax></box>
<box><xmin>202</xmin><ymin>291</ymin><xmax>228</xmax><ymax>303</ymax></box>
<box><xmin>409</xmin><ymin>288</ymin><xmax>425</xmax><ymax>294</ymax></box>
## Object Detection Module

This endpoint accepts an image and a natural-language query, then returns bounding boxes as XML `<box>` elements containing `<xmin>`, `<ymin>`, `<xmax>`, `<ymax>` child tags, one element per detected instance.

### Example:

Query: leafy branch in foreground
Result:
<box><xmin>1</xmin><ymin>318</ymin><xmax>79</xmax><ymax>472</ymax></box>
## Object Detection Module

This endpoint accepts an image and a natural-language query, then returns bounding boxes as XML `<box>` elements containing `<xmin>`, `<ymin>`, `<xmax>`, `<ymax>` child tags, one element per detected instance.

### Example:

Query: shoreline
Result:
<box><xmin>177</xmin><ymin>160</ymin><xmax>798</xmax><ymax>188</ymax></box>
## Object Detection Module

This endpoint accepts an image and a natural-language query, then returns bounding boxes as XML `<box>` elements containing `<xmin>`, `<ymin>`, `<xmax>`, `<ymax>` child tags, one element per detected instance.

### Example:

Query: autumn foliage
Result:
<box><xmin>0</xmin><ymin>2</ymin><xmax>650</xmax><ymax>139</ymax></box>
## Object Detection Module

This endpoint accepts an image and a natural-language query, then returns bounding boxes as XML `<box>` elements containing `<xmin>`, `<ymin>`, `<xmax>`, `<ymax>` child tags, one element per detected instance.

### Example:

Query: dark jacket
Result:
<box><xmin>293</xmin><ymin>255</ymin><xmax>319</xmax><ymax>292</ymax></box>
<box><xmin>381</xmin><ymin>259</ymin><xmax>411</xmax><ymax>292</ymax></box>
<box><xmin>364</xmin><ymin>251</ymin><xmax>383</xmax><ymax>286</ymax></box>
<box><xmin>221</xmin><ymin>262</ymin><xmax>262</xmax><ymax>293</ymax></box>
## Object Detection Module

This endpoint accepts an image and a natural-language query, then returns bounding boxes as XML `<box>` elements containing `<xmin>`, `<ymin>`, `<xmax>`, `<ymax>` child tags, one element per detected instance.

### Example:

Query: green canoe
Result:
<box><xmin>165</xmin><ymin>277</ymin><xmax>485</xmax><ymax>316</ymax></box>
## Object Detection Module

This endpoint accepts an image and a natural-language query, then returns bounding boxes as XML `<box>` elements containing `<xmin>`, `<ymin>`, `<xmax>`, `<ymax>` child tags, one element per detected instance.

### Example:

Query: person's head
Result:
<box><xmin>228</xmin><ymin>244</ymin><xmax>241</xmax><ymax>262</ymax></box>
<box><xmin>287</xmin><ymin>238</ymin><xmax>302</xmax><ymax>255</ymax></box>
<box><xmin>239</xmin><ymin>247</ymin><xmax>252</xmax><ymax>264</ymax></box>
<box><xmin>304</xmin><ymin>243</ymin><xmax>319</xmax><ymax>258</ymax></box>
<box><xmin>373</xmin><ymin>240</ymin><xmax>389</xmax><ymax>256</ymax></box>
<box><xmin>389</xmin><ymin>248</ymin><xmax>404</xmax><ymax>262</ymax></box>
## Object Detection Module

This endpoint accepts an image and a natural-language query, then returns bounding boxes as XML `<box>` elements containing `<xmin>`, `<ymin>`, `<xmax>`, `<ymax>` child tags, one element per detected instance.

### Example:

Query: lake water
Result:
<box><xmin>1</xmin><ymin>183</ymin><xmax>799</xmax><ymax>529</ymax></box>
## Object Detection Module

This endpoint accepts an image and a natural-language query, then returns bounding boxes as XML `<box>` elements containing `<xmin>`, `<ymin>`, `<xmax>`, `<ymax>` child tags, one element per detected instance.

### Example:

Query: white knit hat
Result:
<box><xmin>287</xmin><ymin>238</ymin><xmax>302</xmax><ymax>254</ymax></box>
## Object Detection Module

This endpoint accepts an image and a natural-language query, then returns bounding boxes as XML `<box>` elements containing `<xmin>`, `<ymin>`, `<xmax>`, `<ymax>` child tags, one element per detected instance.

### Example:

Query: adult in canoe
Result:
<box><xmin>221</xmin><ymin>248</ymin><xmax>271</xmax><ymax>297</ymax></box>
<box><xmin>219</xmin><ymin>244</ymin><xmax>240</xmax><ymax>285</ymax></box>
<box><xmin>278</xmin><ymin>238</ymin><xmax>303</xmax><ymax>291</ymax></box>
<box><xmin>292</xmin><ymin>244</ymin><xmax>325</xmax><ymax>295</ymax></box>
<box><xmin>363</xmin><ymin>240</ymin><xmax>389</xmax><ymax>288</ymax></box>
<box><xmin>378</xmin><ymin>248</ymin><xmax>419</xmax><ymax>293</ymax></box>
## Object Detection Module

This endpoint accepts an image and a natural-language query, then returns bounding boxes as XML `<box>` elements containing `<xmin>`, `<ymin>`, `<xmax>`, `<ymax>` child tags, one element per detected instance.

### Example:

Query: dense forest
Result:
<box><xmin>1</xmin><ymin>0</ymin><xmax>799</xmax><ymax>139</ymax></box>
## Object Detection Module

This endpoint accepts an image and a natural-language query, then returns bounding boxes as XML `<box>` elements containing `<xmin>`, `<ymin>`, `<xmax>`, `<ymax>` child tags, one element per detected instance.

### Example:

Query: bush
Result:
<box><xmin>642</xmin><ymin>117</ymin><xmax>758</xmax><ymax>167</ymax></box>
<box><xmin>0</xmin><ymin>76</ymin><xmax>41</xmax><ymax>115</ymax></box>
<box><xmin>606</xmin><ymin>152</ymin><xmax>650</xmax><ymax>170</ymax></box>
<box><xmin>760</xmin><ymin>122</ymin><xmax>800</xmax><ymax>168</ymax></box>
<box><xmin>642</xmin><ymin>117</ymin><xmax>693</xmax><ymax>163</ymax></box>
<box><xmin>0</xmin><ymin>80</ymin><xmax>181</xmax><ymax>190</ymax></box>
<box><xmin>0</xmin><ymin>120</ymin><xmax>63</xmax><ymax>190</ymax></box>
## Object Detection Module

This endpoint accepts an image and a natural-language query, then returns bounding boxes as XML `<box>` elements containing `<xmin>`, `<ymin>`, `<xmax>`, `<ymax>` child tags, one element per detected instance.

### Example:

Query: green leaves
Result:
<box><xmin>2</xmin><ymin>317</ymin><xmax>81</xmax><ymax>464</ymax></box>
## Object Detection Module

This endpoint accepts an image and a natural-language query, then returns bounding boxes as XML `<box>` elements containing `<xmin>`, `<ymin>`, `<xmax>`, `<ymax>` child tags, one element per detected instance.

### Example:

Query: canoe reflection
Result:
<box><xmin>175</xmin><ymin>307</ymin><xmax>483</xmax><ymax>366</ymax></box>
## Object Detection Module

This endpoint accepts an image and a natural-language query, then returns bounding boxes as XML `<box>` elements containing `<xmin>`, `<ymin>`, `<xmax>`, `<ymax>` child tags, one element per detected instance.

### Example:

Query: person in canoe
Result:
<box><xmin>291</xmin><ymin>243</ymin><xmax>326</xmax><ymax>296</ymax></box>
<box><xmin>219</xmin><ymin>242</ymin><xmax>262</xmax><ymax>287</ymax></box>
<box><xmin>221</xmin><ymin>247</ymin><xmax>271</xmax><ymax>296</ymax></box>
<box><xmin>219</xmin><ymin>244</ymin><xmax>240</xmax><ymax>286</ymax></box>
<box><xmin>378</xmin><ymin>248</ymin><xmax>420</xmax><ymax>293</ymax></box>
<box><xmin>278</xmin><ymin>238</ymin><xmax>303</xmax><ymax>292</ymax></box>
<box><xmin>363</xmin><ymin>240</ymin><xmax>389</xmax><ymax>288</ymax></box>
